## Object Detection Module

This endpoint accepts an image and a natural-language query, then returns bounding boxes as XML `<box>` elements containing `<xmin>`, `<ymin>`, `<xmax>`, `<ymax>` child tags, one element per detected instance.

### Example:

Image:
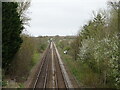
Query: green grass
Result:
<box><xmin>18</xmin><ymin>83</ymin><xmax>25</xmax><ymax>88</ymax></box>
<box><xmin>58</xmin><ymin>47</ymin><xmax>103</xmax><ymax>87</ymax></box>
<box><xmin>2</xmin><ymin>81</ymin><xmax>8</xmax><ymax>87</ymax></box>
<box><xmin>31</xmin><ymin>51</ymin><xmax>41</xmax><ymax>67</ymax></box>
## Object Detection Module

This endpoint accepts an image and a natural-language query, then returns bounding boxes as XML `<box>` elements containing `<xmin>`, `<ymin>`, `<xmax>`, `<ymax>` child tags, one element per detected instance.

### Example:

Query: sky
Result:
<box><xmin>27</xmin><ymin>0</ymin><xmax>109</xmax><ymax>36</ymax></box>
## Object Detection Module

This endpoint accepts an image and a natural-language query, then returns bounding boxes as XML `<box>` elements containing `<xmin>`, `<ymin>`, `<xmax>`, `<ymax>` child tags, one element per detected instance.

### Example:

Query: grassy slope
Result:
<box><xmin>31</xmin><ymin>51</ymin><xmax>41</xmax><ymax>67</ymax></box>
<box><xmin>55</xmin><ymin>37</ymin><xmax>105</xmax><ymax>88</ymax></box>
<box><xmin>58</xmin><ymin>46</ymin><xmax>103</xmax><ymax>87</ymax></box>
<box><xmin>2</xmin><ymin>36</ymin><xmax>48</xmax><ymax>88</ymax></box>
<box><xmin>2</xmin><ymin>50</ymin><xmax>41</xmax><ymax>88</ymax></box>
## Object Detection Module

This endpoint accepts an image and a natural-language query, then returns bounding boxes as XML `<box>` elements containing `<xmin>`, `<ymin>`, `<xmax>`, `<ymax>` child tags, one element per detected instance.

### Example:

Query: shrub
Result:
<box><xmin>8</xmin><ymin>35</ymin><xmax>35</xmax><ymax>82</ymax></box>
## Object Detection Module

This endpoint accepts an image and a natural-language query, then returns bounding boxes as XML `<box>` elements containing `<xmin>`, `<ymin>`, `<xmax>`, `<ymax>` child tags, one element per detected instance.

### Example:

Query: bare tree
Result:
<box><xmin>108</xmin><ymin>1</ymin><xmax>120</xmax><ymax>34</ymax></box>
<box><xmin>17</xmin><ymin>0</ymin><xmax>31</xmax><ymax>29</ymax></box>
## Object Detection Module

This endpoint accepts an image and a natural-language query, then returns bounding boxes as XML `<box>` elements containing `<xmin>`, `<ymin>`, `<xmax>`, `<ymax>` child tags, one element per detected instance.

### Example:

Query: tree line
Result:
<box><xmin>70</xmin><ymin>1</ymin><xmax>120</xmax><ymax>88</ymax></box>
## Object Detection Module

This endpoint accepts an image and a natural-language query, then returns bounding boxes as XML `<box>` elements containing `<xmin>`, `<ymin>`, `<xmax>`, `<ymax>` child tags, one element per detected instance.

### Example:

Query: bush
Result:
<box><xmin>71</xmin><ymin>2</ymin><xmax>120</xmax><ymax>88</ymax></box>
<box><xmin>8</xmin><ymin>35</ymin><xmax>35</xmax><ymax>82</ymax></box>
<box><xmin>78</xmin><ymin>34</ymin><xmax>119</xmax><ymax>87</ymax></box>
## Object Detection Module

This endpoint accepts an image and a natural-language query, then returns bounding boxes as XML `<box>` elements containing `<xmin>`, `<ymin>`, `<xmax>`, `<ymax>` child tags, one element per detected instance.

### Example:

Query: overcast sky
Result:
<box><xmin>27</xmin><ymin>0</ymin><xmax>109</xmax><ymax>36</ymax></box>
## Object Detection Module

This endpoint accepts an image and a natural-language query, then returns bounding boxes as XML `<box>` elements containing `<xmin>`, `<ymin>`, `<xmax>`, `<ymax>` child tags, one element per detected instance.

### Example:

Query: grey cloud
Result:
<box><xmin>28</xmin><ymin>0</ymin><xmax>108</xmax><ymax>36</ymax></box>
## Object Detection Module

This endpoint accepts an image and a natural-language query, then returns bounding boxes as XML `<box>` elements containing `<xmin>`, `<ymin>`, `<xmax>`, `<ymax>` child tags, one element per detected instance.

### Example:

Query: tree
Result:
<box><xmin>2</xmin><ymin>2</ymin><xmax>23</xmax><ymax>70</ymax></box>
<box><xmin>17</xmin><ymin>1</ymin><xmax>31</xmax><ymax>29</ymax></box>
<box><xmin>2</xmin><ymin>1</ymin><xmax>30</xmax><ymax>72</ymax></box>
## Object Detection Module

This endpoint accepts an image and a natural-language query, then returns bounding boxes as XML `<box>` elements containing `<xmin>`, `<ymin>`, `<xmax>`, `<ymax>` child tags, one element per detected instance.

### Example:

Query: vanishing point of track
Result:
<box><xmin>33</xmin><ymin>41</ymin><xmax>73</xmax><ymax>89</ymax></box>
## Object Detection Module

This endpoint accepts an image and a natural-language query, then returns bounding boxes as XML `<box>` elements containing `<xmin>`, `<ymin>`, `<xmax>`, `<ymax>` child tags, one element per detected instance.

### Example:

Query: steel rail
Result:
<box><xmin>43</xmin><ymin>50</ymin><xmax>51</xmax><ymax>88</ymax></box>
<box><xmin>33</xmin><ymin>42</ymin><xmax>72</xmax><ymax>89</ymax></box>
<box><xmin>33</xmin><ymin>43</ymin><xmax>51</xmax><ymax>90</ymax></box>
<box><xmin>52</xmin><ymin>42</ymin><xmax>58</xmax><ymax>89</ymax></box>
<box><xmin>53</xmin><ymin>42</ymin><xmax>73</xmax><ymax>89</ymax></box>
<box><xmin>53</xmin><ymin>43</ymin><xmax>68</xmax><ymax>88</ymax></box>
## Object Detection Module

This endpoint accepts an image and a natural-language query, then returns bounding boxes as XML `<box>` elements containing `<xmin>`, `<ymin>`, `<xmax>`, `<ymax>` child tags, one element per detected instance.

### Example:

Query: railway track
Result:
<box><xmin>33</xmin><ymin>41</ymin><xmax>73</xmax><ymax>89</ymax></box>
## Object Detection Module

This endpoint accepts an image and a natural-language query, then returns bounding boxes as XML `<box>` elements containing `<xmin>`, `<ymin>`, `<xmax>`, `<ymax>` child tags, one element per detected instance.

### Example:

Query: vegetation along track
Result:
<box><xmin>33</xmin><ymin>41</ymin><xmax>73</xmax><ymax>89</ymax></box>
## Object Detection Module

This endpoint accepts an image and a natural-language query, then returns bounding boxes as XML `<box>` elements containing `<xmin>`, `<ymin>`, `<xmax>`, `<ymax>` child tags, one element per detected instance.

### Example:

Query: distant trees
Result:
<box><xmin>2</xmin><ymin>2</ymin><xmax>30</xmax><ymax>72</ymax></box>
<box><xmin>70</xmin><ymin>1</ymin><xmax>120</xmax><ymax>88</ymax></box>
